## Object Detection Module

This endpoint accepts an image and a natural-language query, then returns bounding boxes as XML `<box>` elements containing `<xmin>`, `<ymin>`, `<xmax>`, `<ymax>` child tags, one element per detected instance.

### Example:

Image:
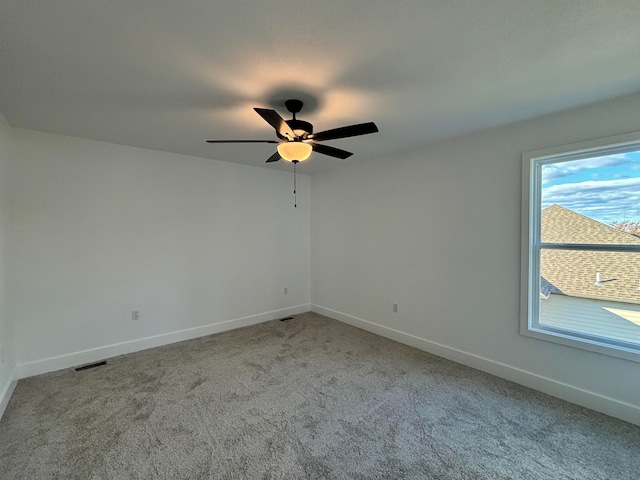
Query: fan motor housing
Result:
<box><xmin>278</xmin><ymin>119</ymin><xmax>313</xmax><ymax>139</ymax></box>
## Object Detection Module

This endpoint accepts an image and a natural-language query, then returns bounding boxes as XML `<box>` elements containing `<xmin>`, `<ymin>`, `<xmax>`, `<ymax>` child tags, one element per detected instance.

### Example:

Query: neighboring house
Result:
<box><xmin>539</xmin><ymin>204</ymin><xmax>640</xmax><ymax>344</ymax></box>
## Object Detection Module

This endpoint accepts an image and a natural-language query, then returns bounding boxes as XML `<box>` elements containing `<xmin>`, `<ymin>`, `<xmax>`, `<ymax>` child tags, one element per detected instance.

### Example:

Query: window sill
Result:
<box><xmin>521</xmin><ymin>323</ymin><xmax>640</xmax><ymax>363</ymax></box>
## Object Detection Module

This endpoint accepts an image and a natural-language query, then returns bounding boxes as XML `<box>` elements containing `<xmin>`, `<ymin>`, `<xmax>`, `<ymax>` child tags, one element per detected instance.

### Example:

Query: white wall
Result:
<box><xmin>0</xmin><ymin>114</ymin><xmax>18</xmax><ymax>415</ymax></box>
<box><xmin>310</xmin><ymin>91</ymin><xmax>640</xmax><ymax>425</ymax></box>
<box><xmin>8</xmin><ymin>128</ymin><xmax>310</xmax><ymax>375</ymax></box>
<box><xmin>4</xmin><ymin>92</ymin><xmax>640</xmax><ymax>425</ymax></box>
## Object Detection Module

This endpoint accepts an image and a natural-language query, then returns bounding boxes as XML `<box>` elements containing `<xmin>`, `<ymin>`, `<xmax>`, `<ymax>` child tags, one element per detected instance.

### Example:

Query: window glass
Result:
<box><xmin>540</xmin><ymin>153</ymin><xmax>640</xmax><ymax>244</ymax></box>
<box><xmin>522</xmin><ymin>134</ymin><xmax>640</xmax><ymax>361</ymax></box>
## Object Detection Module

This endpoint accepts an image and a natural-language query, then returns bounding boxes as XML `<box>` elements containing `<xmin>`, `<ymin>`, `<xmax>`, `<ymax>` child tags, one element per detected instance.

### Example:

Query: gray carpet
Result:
<box><xmin>0</xmin><ymin>312</ymin><xmax>638</xmax><ymax>479</ymax></box>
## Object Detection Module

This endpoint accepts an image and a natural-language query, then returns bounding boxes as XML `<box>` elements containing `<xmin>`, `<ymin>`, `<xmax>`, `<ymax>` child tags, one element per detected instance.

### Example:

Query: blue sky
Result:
<box><xmin>541</xmin><ymin>150</ymin><xmax>640</xmax><ymax>225</ymax></box>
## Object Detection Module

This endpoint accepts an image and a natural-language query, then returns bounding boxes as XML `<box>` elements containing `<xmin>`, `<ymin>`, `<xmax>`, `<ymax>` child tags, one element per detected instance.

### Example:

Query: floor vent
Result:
<box><xmin>75</xmin><ymin>361</ymin><xmax>107</xmax><ymax>371</ymax></box>
<box><xmin>280</xmin><ymin>316</ymin><xmax>294</xmax><ymax>322</ymax></box>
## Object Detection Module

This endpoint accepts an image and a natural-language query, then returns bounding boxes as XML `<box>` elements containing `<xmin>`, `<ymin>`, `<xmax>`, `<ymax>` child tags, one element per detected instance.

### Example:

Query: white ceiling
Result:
<box><xmin>2</xmin><ymin>1</ymin><xmax>640</xmax><ymax>175</ymax></box>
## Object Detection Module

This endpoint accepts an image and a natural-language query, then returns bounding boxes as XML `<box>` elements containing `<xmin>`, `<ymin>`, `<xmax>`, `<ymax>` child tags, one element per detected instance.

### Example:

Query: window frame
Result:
<box><xmin>521</xmin><ymin>131</ymin><xmax>640</xmax><ymax>363</ymax></box>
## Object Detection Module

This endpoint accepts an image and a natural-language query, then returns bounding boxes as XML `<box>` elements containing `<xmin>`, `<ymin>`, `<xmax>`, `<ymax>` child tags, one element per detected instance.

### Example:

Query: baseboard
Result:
<box><xmin>17</xmin><ymin>304</ymin><xmax>310</xmax><ymax>379</ymax></box>
<box><xmin>311</xmin><ymin>304</ymin><xmax>640</xmax><ymax>427</ymax></box>
<box><xmin>0</xmin><ymin>366</ymin><xmax>18</xmax><ymax>420</ymax></box>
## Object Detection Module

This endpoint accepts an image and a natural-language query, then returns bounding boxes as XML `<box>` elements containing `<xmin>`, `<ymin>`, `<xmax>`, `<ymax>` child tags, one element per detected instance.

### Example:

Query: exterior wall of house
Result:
<box><xmin>0</xmin><ymin>114</ymin><xmax>18</xmax><ymax>416</ymax></box>
<box><xmin>540</xmin><ymin>294</ymin><xmax>640</xmax><ymax>344</ymax></box>
<box><xmin>310</xmin><ymin>91</ymin><xmax>640</xmax><ymax>424</ymax></box>
<box><xmin>7</xmin><ymin>127</ymin><xmax>311</xmax><ymax>377</ymax></box>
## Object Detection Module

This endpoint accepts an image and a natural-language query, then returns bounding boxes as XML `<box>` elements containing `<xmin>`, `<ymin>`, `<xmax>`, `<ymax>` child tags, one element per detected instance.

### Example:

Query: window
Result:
<box><xmin>521</xmin><ymin>131</ymin><xmax>640</xmax><ymax>362</ymax></box>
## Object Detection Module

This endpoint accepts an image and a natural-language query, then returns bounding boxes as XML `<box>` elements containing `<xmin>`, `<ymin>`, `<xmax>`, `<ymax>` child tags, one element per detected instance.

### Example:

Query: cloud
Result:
<box><xmin>542</xmin><ymin>154</ymin><xmax>633</xmax><ymax>183</ymax></box>
<box><xmin>542</xmin><ymin>177</ymin><xmax>640</xmax><ymax>223</ymax></box>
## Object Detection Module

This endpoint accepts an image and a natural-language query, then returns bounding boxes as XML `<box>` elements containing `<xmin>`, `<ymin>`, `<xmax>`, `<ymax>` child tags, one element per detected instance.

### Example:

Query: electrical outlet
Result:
<box><xmin>284</xmin><ymin>288</ymin><xmax>288</xmax><ymax>295</ymax></box>
<box><xmin>392</xmin><ymin>303</ymin><xmax>399</xmax><ymax>313</ymax></box>
<box><xmin>0</xmin><ymin>348</ymin><xmax>4</xmax><ymax>364</ymax></box>
<box><xmin>132</xmin><ymin>310</ymin><xmax>140</xmax><ymax>321</ymax></box>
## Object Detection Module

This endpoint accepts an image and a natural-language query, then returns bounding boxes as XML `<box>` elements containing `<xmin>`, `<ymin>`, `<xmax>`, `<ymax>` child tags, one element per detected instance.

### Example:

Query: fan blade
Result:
<box><xmin>206</xmin><ymin>140</ymin><xmax>278</xmax><ymax>143</ymax></box>
<box><xmin>311</xmin><ymin>143</ymin><xmax>353</xmax><ymax>159</ymax></box>
<box><xmin>254</xmin><ymin>108</ymin><xmax>295</xmax><ymax>139</ymax></box>
<box><xmin>308</xmin><ymin>122</ymin><xmax>378</xmax><ymax>142</ymax></box>
<box><xmin>265</xmin><ymin>151</ymin><xmax>281</xmax><ymax>163</ymax></box>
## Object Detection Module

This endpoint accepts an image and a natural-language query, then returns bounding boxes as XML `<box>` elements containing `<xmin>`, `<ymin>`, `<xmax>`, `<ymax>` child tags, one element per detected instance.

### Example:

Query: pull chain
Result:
<box><xmin>293</xmin><ymin>161</ymin><xmax>297</xmax><ymax>208</ymax></box>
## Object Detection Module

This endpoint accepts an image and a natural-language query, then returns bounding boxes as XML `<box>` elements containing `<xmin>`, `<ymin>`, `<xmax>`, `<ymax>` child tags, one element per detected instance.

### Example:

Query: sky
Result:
<box><xmin>541</xmin><ymin>150</ymin><xmax>640</xmax><ymax>225</ymax></box>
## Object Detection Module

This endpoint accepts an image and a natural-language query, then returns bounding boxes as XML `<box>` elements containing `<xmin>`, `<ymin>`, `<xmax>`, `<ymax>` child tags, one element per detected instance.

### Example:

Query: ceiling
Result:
<box><xmin>2</xmin><ymin>1</ymin><xmax>640</xmax><ymax>175</ymax></box>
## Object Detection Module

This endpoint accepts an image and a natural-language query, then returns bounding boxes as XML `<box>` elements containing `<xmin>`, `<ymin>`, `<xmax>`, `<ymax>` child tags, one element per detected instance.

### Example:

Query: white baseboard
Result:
<box><xmin>0</xmin><ymin>366</ymin><xmax>18</xmax><ymax>420</ymax></box>
<box><xmin>17</xmin><ymin>304</ymin><xmax>310</xmax><ymax>379</ymax></box>
<box><xmin>311</xmin><ymin>304</ymin><xmax>640</xmax><ymax>427</ymax></box>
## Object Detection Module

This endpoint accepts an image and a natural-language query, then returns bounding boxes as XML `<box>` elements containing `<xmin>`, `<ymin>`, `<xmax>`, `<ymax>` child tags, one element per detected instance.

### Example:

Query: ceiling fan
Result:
<box><xmin>206</xmin><ymin>99</ymin><xmax>379</xmax><ymax>164</ymax></box>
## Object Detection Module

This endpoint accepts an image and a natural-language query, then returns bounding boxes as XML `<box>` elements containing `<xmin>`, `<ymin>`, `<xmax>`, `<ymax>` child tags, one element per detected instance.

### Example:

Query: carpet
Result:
<box><xmin>1</xmin><ymin>312</ymin><xmax>638</xmax><ymax>479</ymax></box>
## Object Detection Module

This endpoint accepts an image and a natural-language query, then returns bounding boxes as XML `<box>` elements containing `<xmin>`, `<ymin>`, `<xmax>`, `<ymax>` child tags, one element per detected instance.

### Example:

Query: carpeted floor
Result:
<box><xmin>0</xmin><ymin>312</ymin><xmax>638</xmax><ymax>479</ymax></box>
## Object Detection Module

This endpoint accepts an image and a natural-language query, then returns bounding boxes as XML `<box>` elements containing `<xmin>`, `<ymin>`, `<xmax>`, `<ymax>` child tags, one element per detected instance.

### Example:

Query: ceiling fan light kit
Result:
<box><xmin>277</xmin><ymin>141</ymin><xmax>312</xmax><ymax>162</ymax></box>
<box><xmin>206</xmin><ymin>98</ymin><xmax>379</xmax><ymax>205</ymax></box>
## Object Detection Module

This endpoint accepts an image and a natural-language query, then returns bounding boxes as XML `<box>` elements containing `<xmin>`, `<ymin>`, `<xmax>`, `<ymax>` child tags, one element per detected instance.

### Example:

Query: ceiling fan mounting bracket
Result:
<box><xmin>285</xmin><ymin>99</ymin><xmax>304</xmax><ymax>115</ymax></box>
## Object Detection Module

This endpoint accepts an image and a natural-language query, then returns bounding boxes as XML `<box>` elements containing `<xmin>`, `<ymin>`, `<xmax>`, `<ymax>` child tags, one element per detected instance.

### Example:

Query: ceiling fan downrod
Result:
<box><xmin>283</xmin><ymin>99</ymin><xmax>313</xmax><ymax>140</ymax></box>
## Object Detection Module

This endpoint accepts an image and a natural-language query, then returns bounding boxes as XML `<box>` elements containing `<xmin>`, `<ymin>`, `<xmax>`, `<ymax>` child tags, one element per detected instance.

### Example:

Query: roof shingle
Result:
<box><xmin>540</xmin><ymin>205</ymin><xmax>640</xmax><ymax>304</ymax></box>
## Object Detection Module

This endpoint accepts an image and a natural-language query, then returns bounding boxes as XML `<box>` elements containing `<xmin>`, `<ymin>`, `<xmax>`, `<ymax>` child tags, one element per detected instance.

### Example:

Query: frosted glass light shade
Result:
<box><xmin>277</xmin><ymin>141</ymin><xmax>312</xmax><ymax>162</ymax></box>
